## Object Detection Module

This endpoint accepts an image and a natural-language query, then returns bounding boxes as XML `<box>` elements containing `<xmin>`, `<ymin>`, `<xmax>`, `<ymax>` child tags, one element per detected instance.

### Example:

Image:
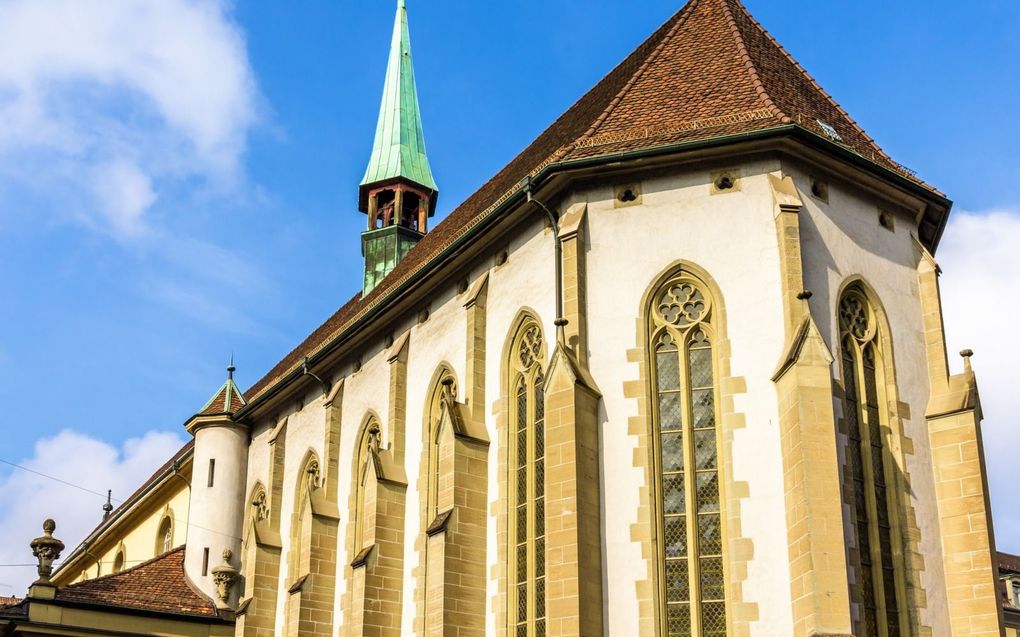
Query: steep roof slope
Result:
<box><xmin>57</xmin><ymin>547</ymin><xmax>217</xmax><ymax>617</ymax></box>
<box><xmin>246</xmin><ymin>0</ymin><xmax>938</xmax><ymax>401</ymax></box>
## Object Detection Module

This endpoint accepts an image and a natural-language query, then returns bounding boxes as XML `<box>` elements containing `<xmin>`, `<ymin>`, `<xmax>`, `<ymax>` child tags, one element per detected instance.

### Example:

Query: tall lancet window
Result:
<box><xmin>509</xmin><ymin>322</ymin><xmax>546</xmax><ymax>637</ymax></box>
<box><xmin>649</xmin><ymin>276</ymin><xmax>726</xmax><ymax>637</ymax></box>
<box><xmin>839</xmin><ymin>288</ymin><xmax>905</xmax><ymax>637</ymax></box>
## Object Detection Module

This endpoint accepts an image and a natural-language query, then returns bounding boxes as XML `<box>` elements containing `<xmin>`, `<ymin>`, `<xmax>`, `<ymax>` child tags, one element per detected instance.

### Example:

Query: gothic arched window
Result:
<box><xmin>839</xmin><ymin>287</ymin><xmax>906</xmax><ymax>637</ymax></box>
<box><xmin>156</xmin><ymin>514</ymin><xmax>174</xmax><ymax>555</ymax></box>
<box><xmin>649</xmin><ymin>275</ymin><xmax>726</xmax><ymax>637</ymax></box>
<box><xmin>509</xmin><ymin>321</ymin><xmax>546</xmax><ymax>637</ymax></box>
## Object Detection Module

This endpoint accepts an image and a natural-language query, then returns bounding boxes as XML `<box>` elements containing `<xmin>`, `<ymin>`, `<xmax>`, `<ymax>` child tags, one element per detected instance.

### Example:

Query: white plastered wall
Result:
<box><xmin>787</xmin><ymin>158</ymin><xmax>951</xmax><ymax>635</ymax></box>
<box><xmin>581</xmin><ymin>159</ymin><xmax>794</xmax><ymax>635</ymax></box>
<box><xmin>186</xmin><ymin>424</ymin><xmax>248</xmax><ymax>603</ymax></box>
<box><xmin>232</xmin><ymin>155</ymin><xmax>959</xmax><ymax>635</ymax></box>
<box><xmin>480</xmin><ymin>216</ymin><xmax>558</xmax><ymax>636</ymax></box>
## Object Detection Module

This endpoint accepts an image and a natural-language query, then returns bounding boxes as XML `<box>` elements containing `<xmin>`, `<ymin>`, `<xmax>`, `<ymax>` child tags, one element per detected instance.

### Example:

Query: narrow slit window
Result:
<box><xmin>208</xmin><ymin>458</ymin><xmax>216</xmax><ymax>488</ymax></box>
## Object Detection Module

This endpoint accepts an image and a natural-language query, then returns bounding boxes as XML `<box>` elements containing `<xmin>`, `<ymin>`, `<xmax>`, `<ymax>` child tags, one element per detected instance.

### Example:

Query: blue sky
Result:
<box><xmin>0</xmin><ymin>0</ymin><xmax>1018</xmax><ymax>592</ymax></box>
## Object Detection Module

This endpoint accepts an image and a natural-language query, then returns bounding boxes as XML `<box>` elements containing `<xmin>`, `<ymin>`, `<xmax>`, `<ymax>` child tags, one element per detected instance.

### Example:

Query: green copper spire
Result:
<box><xmin>360</xmin><ymin>0</ymin><xmax>438</xmax><ymax>196</ymax></box>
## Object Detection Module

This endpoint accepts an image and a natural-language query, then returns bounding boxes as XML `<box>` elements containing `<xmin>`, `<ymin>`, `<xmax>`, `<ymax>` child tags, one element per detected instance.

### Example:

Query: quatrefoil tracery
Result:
<box><xmin>656</xmin><ymin>280</ymin><xmax>710</xmax><ymax>329</ymax></box>
<box><xmin>839</xmin><ymin>292</ymin><xmax>874</xmax><ymax>343</ymax></box>
<box><xmin>517</xmin><ymin>326</ymin><xmax>543</xmax><ymax>370</ymax></box>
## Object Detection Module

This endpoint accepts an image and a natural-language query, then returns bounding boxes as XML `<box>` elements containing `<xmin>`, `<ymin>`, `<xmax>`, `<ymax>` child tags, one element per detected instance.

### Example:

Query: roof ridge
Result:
<box><xmin>723</xmin><ymin>0</ymin><xmax>892</xmax><ymax>164</ymax></box>
<box><xmin>570</xmin><ymin>0</ymin><xmax>702</xmax><ymax>149</ymax></box>
<box><xmin>716</xmin><ymin>0</ymin><xmax>788</xmax><ymax>123</ymax></box>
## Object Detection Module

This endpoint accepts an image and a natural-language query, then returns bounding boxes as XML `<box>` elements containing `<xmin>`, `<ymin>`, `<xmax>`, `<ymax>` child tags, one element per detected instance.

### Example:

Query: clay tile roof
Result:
<box><xmin>57</xmin><ymin>547</ymin><xmax>217</xmax><ymax>617</ymax></box>
<box><xmin>1001</xmin><ymin>551</ymin><xmax>1020</xmax><ymax>575</ymax></box>
<box><xmin>244</xmin><ymin>0</ymin><xmax>942</xmax><ymax>403</ymax></box>
<box><xmin>0</xmin><ymin>596</ymin><xmax>20</xmax><ymax>609</ymax></box>
<box><xmin>199</xmin><ymin>378</ymin><xmax>247</xmax><ymax>416</ymax></box>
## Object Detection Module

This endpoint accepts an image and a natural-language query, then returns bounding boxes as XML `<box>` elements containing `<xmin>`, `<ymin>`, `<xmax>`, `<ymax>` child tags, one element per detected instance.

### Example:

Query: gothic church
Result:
<box><xmin>2</xmin><ymin>0</ymin><xmax>1006</xmax><ymax>636</ymax></box>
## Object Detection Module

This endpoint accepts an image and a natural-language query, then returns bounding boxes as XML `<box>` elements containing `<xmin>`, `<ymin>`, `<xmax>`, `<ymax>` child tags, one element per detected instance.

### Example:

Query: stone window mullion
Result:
<box><xmin>839</xmin><ymin>289</ymin><xmax>907</xmax><ymax>637</ymax></box>
<box><xmin>651</xmin><ymin>276</ymin><xmax>726</xmax><ymax>637</ymax></box>
<box><xmin>509</xmin><ymin>322</ymin><xmax>545</xmax><ymax>637</ymax></box>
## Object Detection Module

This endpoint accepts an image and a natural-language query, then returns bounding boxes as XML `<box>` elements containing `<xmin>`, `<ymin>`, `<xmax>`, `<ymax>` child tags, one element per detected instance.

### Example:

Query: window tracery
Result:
<box><xmin>839</xmin><ymin>287</ymin><xmax>905</xmax><ymax>637</ymax></box>
<box><xmin>509</xmin><ymin>322</ymin><xmax>546</xmax><ymax>637</ymax></box>
<box><xmin>156</xmin><ymin>514</ymin><xmax>173</xmax><ymax>555</ymax></box>
<box><xmin>649</xmin><ymin>275</ymin><xmax>726</xmax><ymax>637</ymax></box>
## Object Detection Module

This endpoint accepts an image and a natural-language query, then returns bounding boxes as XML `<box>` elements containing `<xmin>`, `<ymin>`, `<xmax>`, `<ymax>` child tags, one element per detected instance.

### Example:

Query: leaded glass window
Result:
<box><xmin>510</xmin><ymin>323</ymin><xmax>546</xmax><ymax>637</ymax></box>
<box><xmin>650</xmin><ymin>276</ymin><xmax>726</xmax><ymax>637</ymax></box>
<box><xmin>839</xmin><ymin>288</ymin><xmax>905</xmax><ymax>637</ymax></box>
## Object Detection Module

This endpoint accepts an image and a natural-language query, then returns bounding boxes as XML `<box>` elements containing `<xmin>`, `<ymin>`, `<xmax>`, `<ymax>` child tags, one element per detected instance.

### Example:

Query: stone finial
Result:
<box><xmin>210</xmin><ymin>549</ymin><xmax>239</xmax><ymax>608</ymax></box>
<box><xmin>102</xmin><ymin>490</ymin><xmax>113</xmax><ymax>520</ymax></box>
<box><xmin>30</xmin><ymin>519</ymin><xmax>64</xmax><ymax>583</ymax></box>
<box><xmin>960</xmin><ymin>349</ymin><xmax>975</xmax><ymax>373</ymax></box>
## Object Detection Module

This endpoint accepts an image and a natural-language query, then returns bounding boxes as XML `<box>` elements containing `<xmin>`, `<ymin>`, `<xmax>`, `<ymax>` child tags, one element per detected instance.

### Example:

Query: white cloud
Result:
<box><xmin>0</xmin><ymin>0</ymin><xmax>258</xmax><ymax>236</ymax></box>
<box><xmin>938</xmin><ymin>208</ymin><xmax>1020</xmax><ymax>552</ymax></box>
<box><xmin>0</xmin><ymin>429</ymin><xmax>185</xmax><ymax>595</ymax></box>
<box><xmin>92</xmin><ymin>159</ymin><xmax>157</xmax><ymax>236</ymax></box>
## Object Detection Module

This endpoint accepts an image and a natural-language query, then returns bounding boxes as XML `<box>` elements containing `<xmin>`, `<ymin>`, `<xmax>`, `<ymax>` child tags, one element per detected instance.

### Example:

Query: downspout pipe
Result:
<box><xmin>523</xmin><ymin>176</ymin><xmax>567</xmax><ymax>338</ymax></box>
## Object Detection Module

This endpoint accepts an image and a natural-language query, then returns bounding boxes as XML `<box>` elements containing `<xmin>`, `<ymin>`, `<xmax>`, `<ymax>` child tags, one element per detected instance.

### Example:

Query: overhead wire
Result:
<box><xmin>0</xmin><ymin>457</ymin><xmax>242</xmax><ymax>545</ymax></box>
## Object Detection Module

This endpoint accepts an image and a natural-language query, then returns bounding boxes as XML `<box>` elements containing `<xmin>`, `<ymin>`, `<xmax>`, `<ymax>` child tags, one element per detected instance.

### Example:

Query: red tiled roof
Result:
<box><xmin>1000</xmin><ymin>551</ymin><xmax>1020</xmax><ymax>574</ymax></box>
<box><xmin>57</xmin><ymin>547</ymin><xmax>217</xmax><ymax>617</ymax></box>
<box><xmin>0</xmin><ymin>596</ymin><xmax>20</xmax><ymax>608</ymax></box>
<box><xmin>199</xmin><ymin>380</ymin><xmax>247</xmax><ymax>416</ymax></box>
<box><xmin>244</xmin><ymin>0</ymin><xmax>942</xmax><ymax>402</ymax></box>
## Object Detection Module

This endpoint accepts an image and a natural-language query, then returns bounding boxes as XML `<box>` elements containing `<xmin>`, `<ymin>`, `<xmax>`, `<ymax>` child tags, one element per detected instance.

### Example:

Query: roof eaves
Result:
<box><xmin>239</xmin><ymin>122</ymin><xmax>952</xmax><ymax>416</ymax></box>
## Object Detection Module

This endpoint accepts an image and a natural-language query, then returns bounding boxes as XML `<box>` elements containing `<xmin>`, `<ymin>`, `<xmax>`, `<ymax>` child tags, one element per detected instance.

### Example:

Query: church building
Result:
<box><xmin>2</xmin><ymin>0</ymin><xmax>1007</xmax><ymax>635</ymax></box>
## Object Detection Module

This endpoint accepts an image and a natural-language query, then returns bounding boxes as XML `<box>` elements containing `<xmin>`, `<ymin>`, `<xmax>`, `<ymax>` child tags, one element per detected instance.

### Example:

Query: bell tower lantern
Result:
<box><xmin>359</xmin><ymin>0</ymin><xmax>438</xmax><ymax>295</ymax></box>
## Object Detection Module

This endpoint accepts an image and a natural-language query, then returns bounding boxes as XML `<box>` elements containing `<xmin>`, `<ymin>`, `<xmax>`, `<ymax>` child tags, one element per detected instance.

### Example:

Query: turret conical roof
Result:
<box><xmin>198</xmin><ymin>361</ymin><xmax>247</xmax><ymax>416</ymax></box>
<box><xmin>360</xmin><ymin>0</ymin><xmax>437</xmax><ymax>200</ymax></box>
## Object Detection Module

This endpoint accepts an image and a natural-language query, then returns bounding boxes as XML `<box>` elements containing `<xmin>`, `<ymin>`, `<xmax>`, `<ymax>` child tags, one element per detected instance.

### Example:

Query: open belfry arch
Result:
<box><xmin>17</xmin><ymin>1</ymin><xmax>1006</xmax><ymax>637</ymax></box>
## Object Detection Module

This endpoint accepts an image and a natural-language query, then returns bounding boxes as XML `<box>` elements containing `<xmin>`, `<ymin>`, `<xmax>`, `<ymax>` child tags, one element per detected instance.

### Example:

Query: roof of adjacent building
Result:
<box><xmin>1000</xmin><ymin>551</ymin><xmax>1020</xmax><ymax>613</ymax></box>
<box><xmin>1002</xmin><ymin>551</ymin><xmax>1020</xmax><ymax>575</ymax></box>
<box><xmin>55</xmin><ymin>547</ymin><xmax>217</xmax><ymax>617</ymax></box>
<box><xmin>0</xmin><ymin>596</ymin><xmax>20</xmax><ymax>609</ymax></box>
<box><xmin>244</xmin><ymin>0</ymin><xmax>947</xmax><ymax>403</ymax></box>
<box><xmin>360</xmin><ymin>0</ymin><xmax>438</xmax><ymax>197</ymax></box>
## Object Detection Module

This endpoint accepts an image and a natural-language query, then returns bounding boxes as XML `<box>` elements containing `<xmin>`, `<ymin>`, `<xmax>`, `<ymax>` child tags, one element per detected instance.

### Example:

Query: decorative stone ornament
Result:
<box><xmin>210</xmin><ymin>549</ymin><xmax>239</xmax><ymax>607</ymax></box>
<box><xmin>30</xmin><ymin>519</ymin><xmax>65</xmax><ymax>582</ymax></box>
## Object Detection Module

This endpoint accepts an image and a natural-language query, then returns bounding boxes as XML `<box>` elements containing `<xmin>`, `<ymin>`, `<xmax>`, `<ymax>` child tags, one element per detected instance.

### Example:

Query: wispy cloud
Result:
<box><xmin>0</xmin><ymin>0</ymin><xmax>258</xmax><ymax>237</ymax></box>
<box><xmin>938</xmin><ymin>207</ymin><xmax>1020</xmax><ymax>552</ymax></box>
<box><xmin>0</xmin><ymin>429</ymin><xmax>185</xmax><ymax>595</ymax></box>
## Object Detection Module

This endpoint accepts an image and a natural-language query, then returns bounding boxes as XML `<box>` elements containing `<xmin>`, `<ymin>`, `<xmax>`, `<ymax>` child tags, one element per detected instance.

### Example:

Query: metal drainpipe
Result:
<box><xmin>523</xmin><ymin>177</ymin><xmax>567</xmax><ymax>338</ymax></box>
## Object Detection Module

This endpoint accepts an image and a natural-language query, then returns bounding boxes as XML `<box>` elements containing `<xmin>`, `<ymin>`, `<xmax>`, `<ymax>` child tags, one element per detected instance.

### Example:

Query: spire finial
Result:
<box><xmin>102</xmin><ymin>490</ymin><xmax>113</xmax><ymax>520</ymax></box>
<box><xmin>227</xmin><ymin>354</ymin><xmax>235</xmax><ymax>380</ymax></box>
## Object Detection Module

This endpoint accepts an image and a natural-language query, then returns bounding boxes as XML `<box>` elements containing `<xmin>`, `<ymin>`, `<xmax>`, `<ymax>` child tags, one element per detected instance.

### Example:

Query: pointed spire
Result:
<box><xmin>360</xmin><ymin>0</ymin><xmax>438</xmax><ymax>199</ymax></box>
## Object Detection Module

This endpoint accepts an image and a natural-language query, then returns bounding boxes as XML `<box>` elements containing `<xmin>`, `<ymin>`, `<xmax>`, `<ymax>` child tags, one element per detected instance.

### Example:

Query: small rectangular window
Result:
<box><xmin>202</xmin><ymin>547</ymin><xmax>210</xmax><ymax>576</ymax></box>
<box><xmin>207</xmin><ymin>459</ymin><xmax>216</xmax><ymax>488</ymax></box>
